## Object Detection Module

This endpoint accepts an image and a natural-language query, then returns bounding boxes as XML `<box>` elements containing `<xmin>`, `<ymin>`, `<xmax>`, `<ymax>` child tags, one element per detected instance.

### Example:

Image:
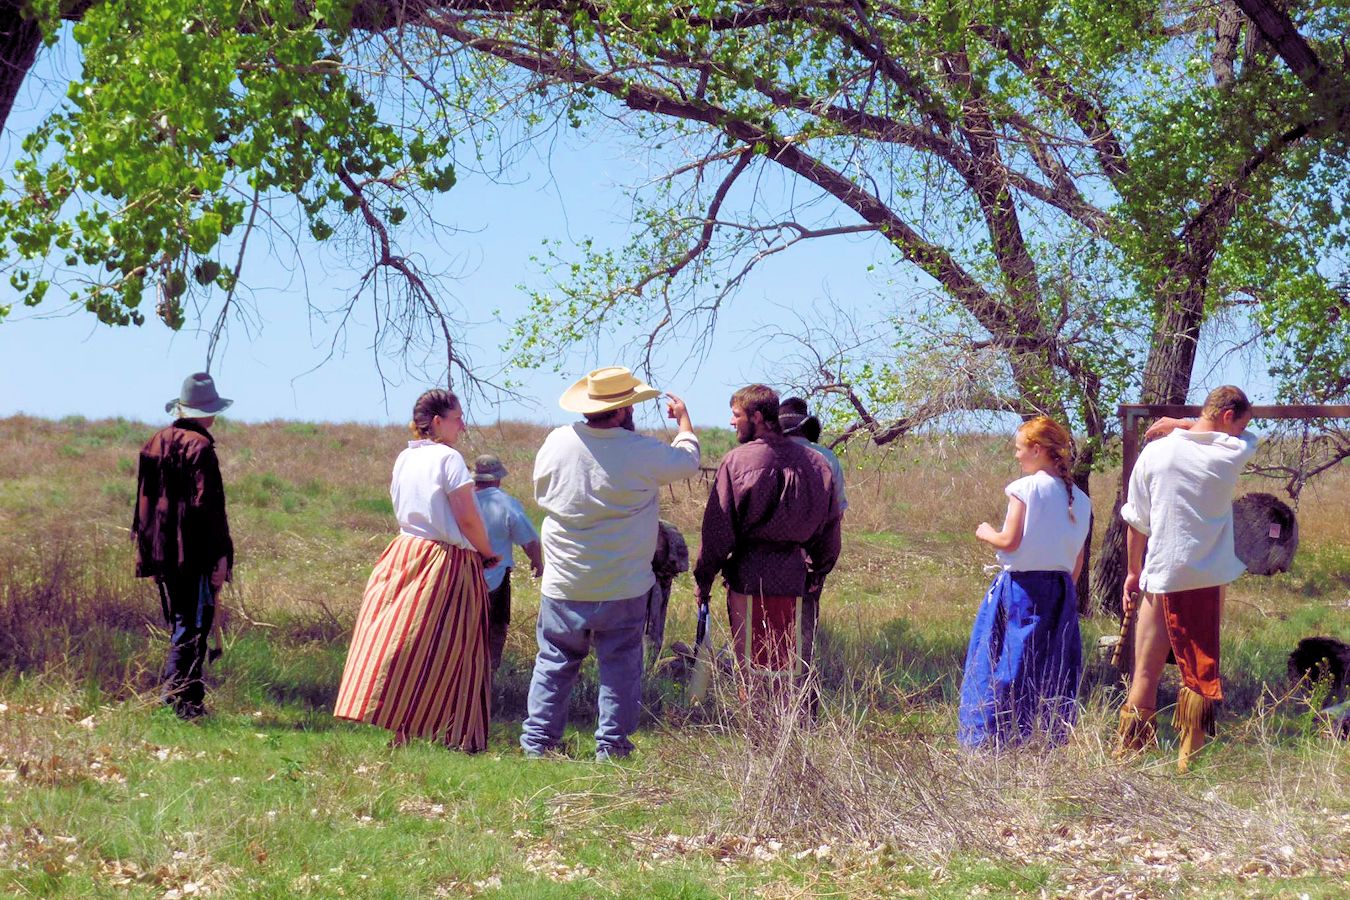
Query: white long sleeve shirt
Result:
<box><xmin>1119</xmin><ymin>428</ymin><xmax>1259</xmax><ymax>593</ymax></box>
<box><xmin>534</xmin><ymin>424</ymin><xmax>700</xmax><ymax>602</ymax></box>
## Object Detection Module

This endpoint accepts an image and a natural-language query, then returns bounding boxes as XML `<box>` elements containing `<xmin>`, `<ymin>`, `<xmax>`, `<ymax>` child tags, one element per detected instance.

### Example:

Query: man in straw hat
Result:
<box><xmin>472</xmin><ymin>453</ymin><xmax>543</xmax><ymax>674</ymax></box>
<box><xmin>694</xmin><ymin>385</ymin><xmax>841</xmax><ymax>714</ymax></box>
<box><xmin>1117</xmin><ymin>385</ymin><xmax>1258</xmax><ymax>771</ymax></box>
<box><xmin>521</xmin><ymin>366</ymin><xmax>700</xmax><ymax>760</ymax></box>
<box><xmin>132</xmin><ymin>373</ymin><xmax>235</xmax><ymax>719</ymax></box>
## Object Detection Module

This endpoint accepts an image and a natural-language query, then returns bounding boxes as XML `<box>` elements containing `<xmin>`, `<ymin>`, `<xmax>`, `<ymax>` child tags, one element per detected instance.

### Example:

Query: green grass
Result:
<box><xmin>2</xmin><ymin>415</ymin><xmax>1348</xmax><ymax>897</ymax></box>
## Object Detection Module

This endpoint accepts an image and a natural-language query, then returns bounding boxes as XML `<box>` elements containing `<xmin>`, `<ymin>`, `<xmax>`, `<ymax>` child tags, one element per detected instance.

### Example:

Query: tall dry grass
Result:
<box><xmin>541</xmin><ymin>670</ymin><xmax>1349</xmax><ymax>895</ymax></box>
<box><xmin>2</xmin><ymin>414</ymin><xmax>1346</xmax><ymax>707</ymax></box>
<box><xmin>2</xmin><ymin>415</ymin><xmax>1345</xmax><ymax>896</ymax></box>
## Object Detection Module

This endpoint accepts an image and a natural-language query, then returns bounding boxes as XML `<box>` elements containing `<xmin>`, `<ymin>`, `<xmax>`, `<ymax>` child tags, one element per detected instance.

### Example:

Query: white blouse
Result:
<box><xmin>996</xmin><ymin>470</ymin><xmax>1091</xmax><ymax>573</ymax></box>
<box><xmin>391</xmin><ymin>440</ymin><xmax>474</xmax><ymax>550</ymax></box>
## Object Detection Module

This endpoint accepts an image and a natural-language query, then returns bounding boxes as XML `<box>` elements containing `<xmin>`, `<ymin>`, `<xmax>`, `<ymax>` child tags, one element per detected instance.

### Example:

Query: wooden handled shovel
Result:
<box><xmin>688</xmin><ymin>600</ymin><xmax>714</xmax><ymax>703</ymax></box>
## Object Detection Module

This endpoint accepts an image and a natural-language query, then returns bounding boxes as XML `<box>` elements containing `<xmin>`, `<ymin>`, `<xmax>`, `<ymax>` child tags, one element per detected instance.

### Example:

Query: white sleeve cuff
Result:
<box><xmin>1119</xmin><ymin>502</ymin><xmax>1150</xmax><ymax>536</ymax></box>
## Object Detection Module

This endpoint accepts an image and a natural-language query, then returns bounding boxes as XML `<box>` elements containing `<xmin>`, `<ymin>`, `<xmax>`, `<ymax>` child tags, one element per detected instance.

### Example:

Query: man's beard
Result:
<box><xmin>735</xmin><ymin>421</ymin><xmax>755</xmax><ymax>443</ymax></box>
<box><xmin>619</xmin><ymin>407</ymin><xmax>636</xmax><ymax>431</ymax></box>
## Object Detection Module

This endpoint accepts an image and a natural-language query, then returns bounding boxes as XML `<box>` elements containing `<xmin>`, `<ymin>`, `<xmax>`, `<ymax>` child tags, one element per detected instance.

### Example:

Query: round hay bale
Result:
<box><xmin>1233</xmin><ymin>492</ymin><xmax>1299</xmax><ymax>575</ymax></box>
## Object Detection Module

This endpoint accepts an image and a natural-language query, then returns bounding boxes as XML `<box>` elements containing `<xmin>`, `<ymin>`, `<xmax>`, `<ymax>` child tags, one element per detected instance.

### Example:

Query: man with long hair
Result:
<box><xmin>694</xmin><ymin>385</ymin><xmax>841</xmax><ymax>713</ymax></box>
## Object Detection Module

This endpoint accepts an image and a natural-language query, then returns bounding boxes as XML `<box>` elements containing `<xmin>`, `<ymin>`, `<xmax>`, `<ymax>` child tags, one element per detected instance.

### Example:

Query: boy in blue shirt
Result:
<box><xmin>473</xmin><ymin>454</ymin><xmax>543</xmax><ymax>672</ymax></box>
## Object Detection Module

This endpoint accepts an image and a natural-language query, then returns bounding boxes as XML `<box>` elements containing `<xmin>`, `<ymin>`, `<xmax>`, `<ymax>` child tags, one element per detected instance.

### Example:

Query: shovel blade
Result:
<box><xmin>689</xmin><ymin>638</ymin><xmax>714</xmax><ymax>703</ymax></box>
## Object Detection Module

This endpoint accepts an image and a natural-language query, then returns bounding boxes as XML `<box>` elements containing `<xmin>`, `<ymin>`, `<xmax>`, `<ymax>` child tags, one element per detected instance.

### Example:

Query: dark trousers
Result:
<box><xmin>157</xmin><ymin>571</ymin><xmax>216</xmax><ymax>717</ymax></box>
<box><xmin>644</xmin><ymin>577</ymin><xmax>674</xmax><ymax>669</ymax></box>
<box><xmin>801</xmin><ymin>586</ymin><xmax>821</xmax><ymax>668</ymax></box>
<box><xmin>487</xmin><ymin>576</ymin><xmax>512</xmax><ymax>671</ymax></box>
<box><xmin>801</xmin><ymin>585</ymin><xmax>822</xmax><ymax>715</ymax></box>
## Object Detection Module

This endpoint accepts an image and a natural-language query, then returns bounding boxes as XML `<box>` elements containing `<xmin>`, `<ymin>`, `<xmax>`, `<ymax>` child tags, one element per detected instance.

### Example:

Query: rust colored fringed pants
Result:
<box><xmin>1161</xmin><ymin>586</ymin><xmax>1222</xmax><ymax>770</ymax></box>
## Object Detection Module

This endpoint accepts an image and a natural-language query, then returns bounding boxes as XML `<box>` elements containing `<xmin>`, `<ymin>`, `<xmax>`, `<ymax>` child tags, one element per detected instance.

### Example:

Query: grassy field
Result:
<box><xmin>1</xmin><ymin>414</ymin><xmax>1347</xmax><ymax>897</ymax></box>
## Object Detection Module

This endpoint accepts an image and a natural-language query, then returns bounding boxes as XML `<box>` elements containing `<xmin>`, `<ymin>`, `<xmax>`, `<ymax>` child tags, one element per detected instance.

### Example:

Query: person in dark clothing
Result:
<box><xmin>694</xmin><ymin>385</ymin><xmax>841</xmax><ymax>709</ymax></box>
<box><xmin>132</xmin><ymin>373</ymin><xmax>234</xmax><ymax>719</ymax></box>
<box><xmin>777</xmin><ymin>397</ymin><xmax>848</xmax><ymax>696</ymax></box>
<box><xmin>646</xmin><ymin>519</ymin><xmax>690</xmax><ymax>670</ymax></box>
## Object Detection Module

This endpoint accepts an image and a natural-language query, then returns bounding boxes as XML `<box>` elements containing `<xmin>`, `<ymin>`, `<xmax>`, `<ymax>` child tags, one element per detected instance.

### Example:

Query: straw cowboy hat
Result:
<box><xmin>559</xmin><ymin>366</ymin><xmax>660</xmax><ymax>414</ymax></box>
<box><xmin>166</xmin><ymin>372</ymin><xmax>232</xmax><ymax>418</ymax></box>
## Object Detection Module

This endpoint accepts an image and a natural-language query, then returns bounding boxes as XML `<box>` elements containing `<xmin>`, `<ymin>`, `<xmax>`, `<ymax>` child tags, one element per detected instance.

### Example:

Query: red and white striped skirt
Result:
<box><xmin>334</xmin><ymin>534</ymin><xmax>490</xmax><ymax>751</ymax></box>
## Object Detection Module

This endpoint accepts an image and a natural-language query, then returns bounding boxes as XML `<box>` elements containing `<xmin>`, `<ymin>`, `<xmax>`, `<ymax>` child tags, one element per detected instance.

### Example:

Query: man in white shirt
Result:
<box><xmin>1117</xmin><ymin>385</ymin><xmax>1259</xmax><ymax>771</ymax></box>
<box><xmin>521</xmin><ymin>366</ymin><xmax>700</xmax><ymax>761</ymax></box>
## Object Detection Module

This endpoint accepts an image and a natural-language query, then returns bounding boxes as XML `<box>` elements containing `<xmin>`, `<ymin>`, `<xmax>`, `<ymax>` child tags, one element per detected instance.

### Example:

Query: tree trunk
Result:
<box><xmin>1075</xmin><ymin>467</ymin><xmax>1093</xmax><ymax>614</ymax></box>
<box><xmin>1093</xmin><ymin>489</ymin><xmax>1128</xmax><ymax>616</ymax></box>
<box><xmin>1092</xmin><ymin>262</ymin><xmax>1212</xmax><ymax>614</ymax></box>
<box><xmin>0</xmin><ymin>3</ymin><xmax>43</xmax><ymax>132</ymax></box>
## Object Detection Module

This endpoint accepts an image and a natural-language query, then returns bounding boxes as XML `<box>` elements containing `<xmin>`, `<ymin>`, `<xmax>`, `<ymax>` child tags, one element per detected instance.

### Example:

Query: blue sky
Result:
<box><xmin>0</xmin><ymin>26</ymin><xmax>1273</xmax><ymax>433</ymax></box>
<box><xmin>0</xmin><ymin>29</ymin><xmax>895</xmax><ymax>430</ymax></box>
<box><xmin>0</xmin><ymin>144</ymin><xmax>884</xmax><ymax>430</ymax></box>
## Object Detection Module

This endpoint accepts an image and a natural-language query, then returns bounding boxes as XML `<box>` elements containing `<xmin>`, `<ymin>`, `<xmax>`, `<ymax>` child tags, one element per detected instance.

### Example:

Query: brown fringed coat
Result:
<box><xmin>132</xmin><ymin>419</ymin><xmax>233</xmax><ymax>579</ymax></box>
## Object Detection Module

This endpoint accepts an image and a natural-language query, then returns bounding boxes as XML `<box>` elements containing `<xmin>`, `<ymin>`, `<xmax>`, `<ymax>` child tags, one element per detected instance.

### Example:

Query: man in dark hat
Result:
<box><xmin>777</xmin><ymin>397</ymin><xmax>848</xmax><ymax>704</ymax></box>
<box><xmin>132</xmin><ymin>373</ymin><xmax>235</xmax><ymax>719</ymax></box>
<box><xmin>472</xmin><ymin>453</ymin><xmax>543</xmax><ymax>673</ymax></box>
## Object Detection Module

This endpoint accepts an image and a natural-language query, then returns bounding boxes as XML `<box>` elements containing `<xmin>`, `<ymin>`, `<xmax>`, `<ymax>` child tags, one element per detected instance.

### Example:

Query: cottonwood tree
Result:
<box><xmin>2</xmin><ymin>1</ymin><xmax>1348</xmax><ymax>607</ymax></box>
<box><xmin>412</xmin><ymin>0</ymin><xmax>1348</xmax><ymax>608</ymax></box>
<box><xmin>0</xmin><ymin>0</ymin><xmax>468</xmax><ymax>381</ymax></box>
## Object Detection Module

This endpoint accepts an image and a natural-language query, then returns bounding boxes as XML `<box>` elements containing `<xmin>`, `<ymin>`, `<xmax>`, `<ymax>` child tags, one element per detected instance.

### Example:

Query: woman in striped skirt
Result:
<box><xmin>335</xmin><ymin>389</ymin><xmax>500</xmax><ymax>751</ymax></box>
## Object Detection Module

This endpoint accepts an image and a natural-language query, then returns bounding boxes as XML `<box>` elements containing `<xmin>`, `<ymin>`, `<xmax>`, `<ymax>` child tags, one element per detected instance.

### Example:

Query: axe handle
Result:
<box><xmin>1111</xmin><ymin>591</ymin><xmax>1140</xmax><ymax>670</ymax></box>
<box><xmin>689</xmin><ymin>599</ymin><xmax>713</xmax><ymax>703</ymax></box>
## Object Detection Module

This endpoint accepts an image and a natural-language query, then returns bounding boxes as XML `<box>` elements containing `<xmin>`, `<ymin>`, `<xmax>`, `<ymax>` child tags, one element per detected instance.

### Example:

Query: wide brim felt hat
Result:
<box><xmin>166</xmin><ymin>372</ymin><xmax>232</xmax><ymax>417</ymax></box>
<box><xmin>559</xmin><ymin>366</ymin><xmax>660</xmax><ymax>414</ymax></box>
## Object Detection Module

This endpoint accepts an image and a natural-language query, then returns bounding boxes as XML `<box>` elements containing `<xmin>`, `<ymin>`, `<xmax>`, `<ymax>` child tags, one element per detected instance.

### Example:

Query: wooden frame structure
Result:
<box><xmin>1119</xmin><ymin>404</ymin><xmax>1350</xmax><ymax>487</ymax></box>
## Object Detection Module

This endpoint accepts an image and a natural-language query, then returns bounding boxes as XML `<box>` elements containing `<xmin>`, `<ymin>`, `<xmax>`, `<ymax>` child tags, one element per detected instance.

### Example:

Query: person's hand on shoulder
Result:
<box><xmin>1144</xmin><ymin>417</ymin><xmax>1194</xmax><ymax>440</ymax></box>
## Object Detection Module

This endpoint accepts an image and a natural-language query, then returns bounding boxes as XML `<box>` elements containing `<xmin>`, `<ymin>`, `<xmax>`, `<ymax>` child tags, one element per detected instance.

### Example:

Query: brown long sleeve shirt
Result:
<box><xmin>694</xmin><ymin>434</ymin><xmax>841</xmax><ymax>599</ymax></box>
<box><xmin>132</xmin><ymin>419</ymin><xmax>233</xmax><ymax>579</ymax></box>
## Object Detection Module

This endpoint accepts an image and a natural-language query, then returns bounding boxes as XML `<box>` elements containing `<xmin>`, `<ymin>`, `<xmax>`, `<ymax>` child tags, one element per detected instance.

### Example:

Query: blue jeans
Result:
<box><xmin>157</xmin><ymin>571</ymin><xmax>216</xmax><ymax>718</ymax></box>
<box><xmin>520</xmin><ymin>590</ymin><xmax>649</xmax><ymax>757</ymax></box>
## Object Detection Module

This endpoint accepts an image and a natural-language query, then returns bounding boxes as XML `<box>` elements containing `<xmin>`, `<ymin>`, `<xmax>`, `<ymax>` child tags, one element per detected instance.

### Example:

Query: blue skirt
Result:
<box><xmin>957</xmin><ymin>570</ymin><xmax>1081</xmax><ymax>749</ymax></box>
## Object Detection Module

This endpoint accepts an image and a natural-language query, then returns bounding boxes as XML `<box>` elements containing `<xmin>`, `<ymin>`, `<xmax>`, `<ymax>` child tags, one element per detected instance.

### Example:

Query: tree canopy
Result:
<box><xmin>1</xmin><ymin>0</ymin><xmax>462</xmax><ymax>375</ymax></box>
<box><xmin>1</xmin><ymin>1</ymin><xmax>1348</xmax><ymax>604</ymax></box>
